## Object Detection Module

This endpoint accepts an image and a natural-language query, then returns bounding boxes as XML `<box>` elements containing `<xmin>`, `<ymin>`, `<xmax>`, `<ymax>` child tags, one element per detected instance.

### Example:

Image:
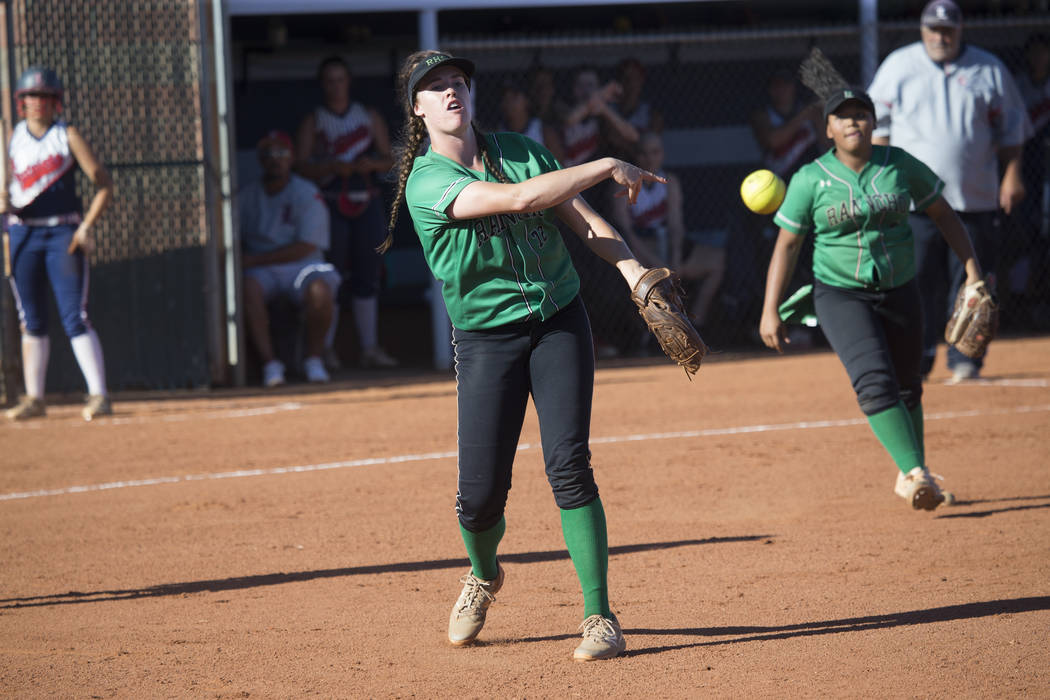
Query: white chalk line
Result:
<box><xmin>0</xmin><ymin>450</ymin><xmax>460</xmax><ymax>502</ymax></box>
<box><xmin>3</xmin><ymin>401</ymin><xmax>305</xmax><ymax>429</ymax></box>
<box><xmin>6</xmin><ymin>377</ymin><xmax>1044</xmax><ymax>432</ymax></box>
<box><xmin>941</xmin><ymin>377</ymin><xmax>1049</xmax><ymax>388</ymax></box>
<box><xmin>2</xmin><ymin>403</ymin><xmax>1048</xmax><ymax>503</ymax></box>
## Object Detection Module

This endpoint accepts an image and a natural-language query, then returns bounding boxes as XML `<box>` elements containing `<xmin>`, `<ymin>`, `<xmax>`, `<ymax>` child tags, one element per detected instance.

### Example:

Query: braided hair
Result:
<box><xmin>383</xmin><ymin>50</ymin><xmax>510</xmax><ymax>254</ymax></box>
<box><xmin>798</xmin><ymin>47</ymin><xmax>850</xmax><ymax>102</ymax></box>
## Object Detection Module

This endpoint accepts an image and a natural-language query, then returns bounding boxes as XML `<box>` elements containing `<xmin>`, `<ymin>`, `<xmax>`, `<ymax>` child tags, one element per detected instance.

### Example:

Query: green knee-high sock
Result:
<box><xmin>459</xmin><ymin>517</ymin><xmax>505</xmax><ymax>581</ymax></box>
<box><xmin>560</xmin><ymin>498</ymin><xmax>611</xmax><ymax>618</ymax></box>
<box><xmin>907</xmin><ymin>402</ymin><xmax>925</xmax><ymax>466</ymax></box>
<box><xmin>866</xmin><ymin>402</ymin><xmax>924</xmax><ymax>474</ymax></box>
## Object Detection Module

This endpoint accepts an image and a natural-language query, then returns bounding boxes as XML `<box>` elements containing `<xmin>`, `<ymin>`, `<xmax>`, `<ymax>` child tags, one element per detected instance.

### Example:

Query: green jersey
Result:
<box><xmin>773</xmin><ymin>145</ymin><xmax>944</xmax><ymax>291</ymax></box>
<box><xmin>406</xmin><ymin>132</ymin><xmax>581</xmax><ymax>330</ymax></box>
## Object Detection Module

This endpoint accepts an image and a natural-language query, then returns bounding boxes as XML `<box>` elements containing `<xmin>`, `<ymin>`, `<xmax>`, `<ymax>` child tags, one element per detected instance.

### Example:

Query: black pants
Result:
<box><xmin>910</xmin><ymin>211</ymin><xmax>1000</xmax><ymax>375</ymax></box>
<box><xmin>452</xmin><ymin>295</ymin><xmax>598</xmax><ymax>532</ymax></box>
<box><xmin>325</xmin><ymin>195</ymin><xmax>387</xmax><ymax>305</ymax></box>
<box><xmin>814</xmin><ymin>279</ymin><xmax>924</xmax><ymax>416</ymax></box>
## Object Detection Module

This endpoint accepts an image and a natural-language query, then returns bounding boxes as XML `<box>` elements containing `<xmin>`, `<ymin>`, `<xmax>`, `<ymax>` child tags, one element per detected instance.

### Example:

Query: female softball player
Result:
<box><xmin>294</xmin><ymin>55</ymin><xmax>398</xmax><ymax>370</ymax></box>
<box><xmin>759</xmin><ymin>75</ymin><xmax>982</xmax><ymax>511</ymax></box>
<box><xmin>4</xmin><ymin>66</ymin><xmax>113</xmax><ymax>422</ymax></box>
<box><xmin>387</xmin><ymin>50</ymin><xmax>663</xmax><ymax>661</ymax></box>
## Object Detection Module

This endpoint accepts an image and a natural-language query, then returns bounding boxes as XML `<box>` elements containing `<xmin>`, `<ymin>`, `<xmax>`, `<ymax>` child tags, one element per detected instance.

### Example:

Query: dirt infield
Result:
<box><xmin>2</xmin><ymin>337</ymin><xmax>1048</xmax><ymax>698</ymax></box>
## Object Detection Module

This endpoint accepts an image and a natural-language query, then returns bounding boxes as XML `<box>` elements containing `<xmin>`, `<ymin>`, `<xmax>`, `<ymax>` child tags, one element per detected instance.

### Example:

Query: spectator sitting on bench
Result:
<box><xmin>240</xmin><ymin>130</ymin><xmax>341</xmax><ymax>386</ymax></box>
<box><xmin>611</xmin><ymin>131</ymin><xmax>726</xmax><ymax>331</ymax></box>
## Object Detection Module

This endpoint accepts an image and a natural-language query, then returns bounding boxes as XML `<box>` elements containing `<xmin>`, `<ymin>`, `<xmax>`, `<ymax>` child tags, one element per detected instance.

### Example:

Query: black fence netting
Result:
<box><xmin>437</xmin><ymin>14</ymin><xmax>1050</xmax><ymax>357</ymax></box>
<box><xmin>5</xmin><ymin>5</ymin><xmax>1048</xmax><ymax>400</ymax></box>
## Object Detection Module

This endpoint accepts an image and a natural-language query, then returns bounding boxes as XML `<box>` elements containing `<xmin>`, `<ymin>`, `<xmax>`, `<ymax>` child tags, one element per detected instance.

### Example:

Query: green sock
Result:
<box><xmin>907</xmin><ymin>402</ymin><xmax>925</xmax><ymax>466</ymax></box>
<box><xmin>866</xmin><ymin>402</ymin><xmax>923</xmax><ymax>474</ymax></box>
<box><xmin>459</xmin><ymin>517</ymin><xmax>505</xmax><ymax>581</ymax></box>
<box><xmin>560</xmin><ymin>497</ymin><xmax>611</xmax><ymax>618</ymax></box>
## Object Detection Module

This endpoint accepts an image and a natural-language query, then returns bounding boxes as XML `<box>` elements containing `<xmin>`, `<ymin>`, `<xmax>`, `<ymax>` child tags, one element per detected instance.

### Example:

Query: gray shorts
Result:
<box><xmin>244</xmin><ymin>260</ymin><xmax>341</xmax><ymax>303</ymax></box>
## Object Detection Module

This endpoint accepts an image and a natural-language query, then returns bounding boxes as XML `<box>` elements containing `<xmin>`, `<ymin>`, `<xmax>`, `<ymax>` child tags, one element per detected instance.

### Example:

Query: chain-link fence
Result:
<box><xmin>0</xmin><ymin>0</ymin><xmax>218</xmax><ymax>400</ymax></box>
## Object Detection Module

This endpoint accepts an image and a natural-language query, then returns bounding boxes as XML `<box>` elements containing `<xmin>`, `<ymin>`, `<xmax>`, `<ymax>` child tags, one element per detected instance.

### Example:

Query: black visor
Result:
<box><xmin>823</xmin><ymin>88</ymin><xmax>876</xmax><ymax>120</ymax></box>
<box><xmin>406</xmin><ymin>54</ymin><xmax>475</xmax><ymax>107</ymax></box>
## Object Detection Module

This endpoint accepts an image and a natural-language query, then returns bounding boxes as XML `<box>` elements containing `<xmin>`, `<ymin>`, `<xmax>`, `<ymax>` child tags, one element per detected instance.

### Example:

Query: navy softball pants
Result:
<box><xmin>8</xmin><ymin>223</ymin><xmax>91</xmax><ymax>337</ymax></box>
<box><xmin>452</xmin><ymin>295</ymin><xmax>599</xmax><ymax>533</ymax></box>
<box><xmin>813</xmin><ymin>278</ymin><xmax>924</xmax><ymax>416</ymax></box>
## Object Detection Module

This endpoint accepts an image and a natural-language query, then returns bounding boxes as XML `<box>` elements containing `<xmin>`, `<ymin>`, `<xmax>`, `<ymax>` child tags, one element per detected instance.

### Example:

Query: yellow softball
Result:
<box><xmin>740</xmin><ymin>169</ymin><xmax>786</xmax><ymax>215</ymax></box>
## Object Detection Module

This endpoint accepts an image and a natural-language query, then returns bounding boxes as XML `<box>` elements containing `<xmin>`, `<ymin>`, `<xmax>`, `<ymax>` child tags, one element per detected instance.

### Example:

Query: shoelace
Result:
<box><xmin>908</xmin><ymin>468</ymin><xmax>945</xmax><ymax>484</ymax></box>
<box><xmin>455</xmin><ymin>574</ymin><xmax>496</xmax><ymax>614</ymax></box>
<box><xmin>579</xmin><ymin>615</ymin><xmax>617</xmax><ymax>641</ymax></box>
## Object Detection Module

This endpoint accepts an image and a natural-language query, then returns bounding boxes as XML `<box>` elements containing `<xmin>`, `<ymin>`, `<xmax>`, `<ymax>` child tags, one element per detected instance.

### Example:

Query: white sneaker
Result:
<box><xmin>448</xmin><ymin>564</ymin><xmax>504</xmax><ymax>646</ymax></box>
<box><xmin>303</xmin><ymin>356</ymin><xmax>330</xmax><ymax>383</ymax></box>
<box><xmin>946</xmin><ymin>363</ymin><xmax>979</xmax><ymax>385</ymax></box>
<box><xmin>573</xmin><ymin>614</ymin><xmax>627</xmax><ymax>661</ymax></box>
<box><xmin>262</xmin><ymin>359</ymin><xmax>286</xmax><ymax>387</ymax></box>
<box><xmin>894</xmin><ymin>466</ymin><xmax>952</xmax><ymax>510</ymax></box>
<box><xmin>360</xmin><ymin>345</ymin><xmax>398</xmax><ymax>369</ymax></box>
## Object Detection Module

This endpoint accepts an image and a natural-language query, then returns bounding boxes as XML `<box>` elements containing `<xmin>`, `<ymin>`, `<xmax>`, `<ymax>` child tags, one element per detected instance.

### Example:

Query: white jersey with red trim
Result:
<box><xmin>762</xmin><ymin>103</ymin><xmax>818</xmax><ymax>178</ymax></box>
<box><xmin>629</xmin><ymin>177</ymin><xmax>669</xmax><ymax>230</ymax></box>
<box><xmin>8</xmin><ymin>119</ymin><xmax>79</xmax><ymax>213</ymax></box>
<box><xmin>314</xmin><ymin>103</ymin><xmax>374</xmax><ymax>164</ymax></box>
<box><xmin>561</xmin><ymin>117</ymin><xmax>599</xmax><ymax>167</ymax></box>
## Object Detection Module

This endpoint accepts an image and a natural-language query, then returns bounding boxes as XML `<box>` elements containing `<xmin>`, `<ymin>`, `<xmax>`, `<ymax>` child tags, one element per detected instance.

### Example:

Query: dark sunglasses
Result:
<box><xmin>259</xmin><ymin>148</ymin><xmax>291</xmax><ymax>160</ymax></box>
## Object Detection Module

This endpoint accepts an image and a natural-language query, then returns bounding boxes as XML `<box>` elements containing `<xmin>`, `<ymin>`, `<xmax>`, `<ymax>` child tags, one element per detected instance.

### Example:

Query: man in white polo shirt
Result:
<box><xmin>241</xmin><ymin>130</ymin><xmax>341</xmax><ymax>387</ymax></box>
<box><xmin>868</xmin><ymin>0</ymin><xmax>1032</xmax><ymax>383</ymax></box>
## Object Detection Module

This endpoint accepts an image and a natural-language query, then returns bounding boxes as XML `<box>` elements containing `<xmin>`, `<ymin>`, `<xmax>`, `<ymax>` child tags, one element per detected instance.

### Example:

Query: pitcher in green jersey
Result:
<box><xmin>385</xmin><ymin>50</ymin><xmax>668</xmax><ymax>661</ymax></box>
<box><xmin>760</xmin><ymin>84</ymin><xmax>983</xmax><ymax>512</ymax></box>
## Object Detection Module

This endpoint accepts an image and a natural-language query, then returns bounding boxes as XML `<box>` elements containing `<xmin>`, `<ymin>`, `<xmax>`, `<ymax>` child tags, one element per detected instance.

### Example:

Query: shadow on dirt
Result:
<box><xmin>616</xmin><ymin>596</ymin><xmax>1050</xmax><ymax>657</ymax></box>
<box><xmin>0</xmin><ymin>535</ymin><xmax>771</xmax><ymax>609</ymax></box>
<box><xmin>935</xmin><ymin>494</ymin><xmax>1050</xmax><ymax>519</ymax></box>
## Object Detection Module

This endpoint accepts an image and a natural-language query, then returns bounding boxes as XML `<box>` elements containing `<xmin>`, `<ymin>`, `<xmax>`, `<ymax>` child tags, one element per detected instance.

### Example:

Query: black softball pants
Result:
<box><xmin>910</xmin><ymin>210</ymin><xmax>999</xmax><ymax>375</ymax></box>
<box><xmin>813</xmin><ymin>279</ymin><xmax>924</xmax><ymax>416</ymax></box>
<box><xmin>452</xmin><ymin>295</ymin><xmax>598</xmax><ymax>532</ymax></box>
<box><xmin>325</xmin><ymin>196</ymin><xmax>387</xmax><ymax>303</ymax></box>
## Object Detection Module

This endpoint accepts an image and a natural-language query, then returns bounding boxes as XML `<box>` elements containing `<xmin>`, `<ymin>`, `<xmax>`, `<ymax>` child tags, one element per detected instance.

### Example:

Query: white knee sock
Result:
<box><xmin>22</xmin><ymin>334</ymin><xmax>50</xmax><ymax>399</ymax></box>
<box><xmin>352</xmin><ymin>296</ymin><xmax>379</xmax><ymax>351</ymax></box>
<box><xmin>71</xmin><ymin>329</ymin><xmax>107</xmax><ymax>396</ymax></box>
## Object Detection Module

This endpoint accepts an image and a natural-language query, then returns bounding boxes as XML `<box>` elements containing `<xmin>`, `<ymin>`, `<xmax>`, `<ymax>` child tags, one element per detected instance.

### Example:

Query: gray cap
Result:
<box><xmin>921</xmin><ymin>0</ymin><xmax>962</xmax><ymax>28</ymax></box>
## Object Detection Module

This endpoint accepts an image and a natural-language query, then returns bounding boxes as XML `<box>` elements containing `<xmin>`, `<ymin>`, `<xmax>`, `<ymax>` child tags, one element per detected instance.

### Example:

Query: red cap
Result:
<box><xmin>256</xmin><ymin>130</ymin><xmax>293</xmax><ymax>152</ymax></box>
